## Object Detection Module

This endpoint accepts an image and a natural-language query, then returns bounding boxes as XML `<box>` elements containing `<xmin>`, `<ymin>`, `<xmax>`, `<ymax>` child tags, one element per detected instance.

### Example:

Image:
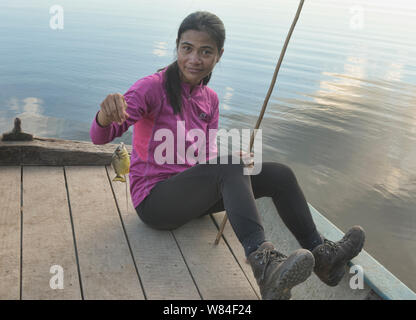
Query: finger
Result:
<box><xmin>243</xmin><ymin>162</ymin><xmax>254</xmax><ymax>168</ymax></box>
<box><xmin>121</xmin><ymin>95</ymin><xmax>128</xmax><ymax>109</ymax></box>
<box><xmin>242</xmin><ymin>152</ymin><xmax>254</xmax><ymax>159</ymax></box>
<box><xmin>109</xmin><ymin>94</ymin><xmax>122</xmax><ymax>124</ymax></box>
<box><xmin>112</xmin><ymin>94</ymin><xmax>123</xmax><ymax>123</ymax></box>
<box><xmin>101</xmin><ymin>100</ymin><xmax>111</xmax><ymax>120</ymax></box>
<box><xmin>245</xmin><ymin>157</ymin><xmax>254</xmax><ymax>165</ymax></box>
<box><xmin>115</xmin><ymin>94</ymin><xmax>127</xmax><ymax>122</ymax></box>
<box><xmin>121</xmin><ymin>96</ymin><xmax>130</xmax><ymax>118</ymax></box>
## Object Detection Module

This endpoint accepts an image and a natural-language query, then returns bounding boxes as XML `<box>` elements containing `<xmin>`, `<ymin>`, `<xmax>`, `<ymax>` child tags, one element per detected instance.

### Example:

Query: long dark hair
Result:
<box><xmin>160</xmin><ymin>11</ymin><xmax>225</xmax><ymax>115</ymax></box>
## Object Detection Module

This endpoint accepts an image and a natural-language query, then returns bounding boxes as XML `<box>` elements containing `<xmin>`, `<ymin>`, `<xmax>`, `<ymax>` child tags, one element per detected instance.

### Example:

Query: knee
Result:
<box><xmin>269</xmin><ymin>163</ymin><xmax>298</xmax><ymax>186</ymax></box>
<box><xmin>218</xmin><ymin>154</ymin><xmax>246</xmax><ymax>178</ymax></box>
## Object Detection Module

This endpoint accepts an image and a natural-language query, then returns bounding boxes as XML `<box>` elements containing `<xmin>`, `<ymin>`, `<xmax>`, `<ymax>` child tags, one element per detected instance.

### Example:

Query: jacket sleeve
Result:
<box><xmin>89</xmin><ymin>76</ymin><xmax>159</xmax><ymax>145</ymax></box>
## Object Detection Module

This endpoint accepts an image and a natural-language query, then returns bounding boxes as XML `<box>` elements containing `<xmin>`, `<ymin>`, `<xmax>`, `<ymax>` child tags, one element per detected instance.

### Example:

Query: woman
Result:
<box><xmin>90</xmin><ymin>11</ymin><xmax>365</xmax><ymax>300</ymax></box>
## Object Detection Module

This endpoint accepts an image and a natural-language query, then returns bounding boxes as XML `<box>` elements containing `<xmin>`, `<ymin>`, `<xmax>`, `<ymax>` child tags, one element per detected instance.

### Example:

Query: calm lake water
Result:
<box><xmin>1</xmin><ymin>0</ymin><xmax>415</xmax><ymax>292</ymax></box>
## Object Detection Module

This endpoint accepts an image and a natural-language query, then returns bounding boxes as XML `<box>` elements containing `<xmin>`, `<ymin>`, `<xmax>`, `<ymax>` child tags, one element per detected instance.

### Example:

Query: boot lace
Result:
<box><xmin>321</xmin><ymin>235</ymin><xmax>350</xmax><ymax>255</ymax></box>
<box><xmin>321</xmin><ymin>239</ymin><xmax>339</xmax><ymax>255</ymax></box>
<box><xmin>254</xmin><ymin>248</ymin><xmax>287</xmax><ymax>282</ymax></box>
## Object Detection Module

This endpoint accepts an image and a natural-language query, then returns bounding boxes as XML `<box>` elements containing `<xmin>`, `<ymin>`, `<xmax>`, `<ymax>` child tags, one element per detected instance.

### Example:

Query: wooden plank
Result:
<box><xmin>65</xmin><ymin>166</ymin><xmax>144</xmax><ymax>300</ymax></box>
<box><xmin>0</xmin><ymin>166</ymin><xmax>21</xmax><ymax>300</ymax></box>
<box><xmin>212</xmin><ymin>212</ymin><xmax>261</xmax><ymax>299</ymax></box>
<box><xmin>173</xmin><ymin>215</ymin><xmax>259</xmax><ymax>300</ymax></box>
<box><xmin>0</xmin><ymin>137</ymin><xmax>132</xmax><ymax>166</ymax></box>
<box><xmin>107</xmin><ymin>166</ymin><xmax>200</xmax><ymax>300</ymax></box>
<box><xmin>21</xmin><ymin>166</ymin><xmax>81</xmax><ymax>299</ymax></box>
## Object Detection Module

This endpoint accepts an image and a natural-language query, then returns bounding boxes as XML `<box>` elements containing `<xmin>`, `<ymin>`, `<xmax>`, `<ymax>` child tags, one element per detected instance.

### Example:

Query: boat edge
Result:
<box><xmin>308</xmin><ymin>203</ymin><xmax>416</xmax><ymax>300</ymax></box>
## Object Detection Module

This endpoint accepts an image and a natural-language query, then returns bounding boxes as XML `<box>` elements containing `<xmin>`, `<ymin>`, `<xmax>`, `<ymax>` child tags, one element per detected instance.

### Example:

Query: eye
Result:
<box><xmin>181</xmin><ymin>45</ymin><xmax>192</xmax><ymax>52</ymax></box>
<box><xmin>202</xmin><ymin>49</ymin><xmax>213</xmax><ymax>56</ymax></box>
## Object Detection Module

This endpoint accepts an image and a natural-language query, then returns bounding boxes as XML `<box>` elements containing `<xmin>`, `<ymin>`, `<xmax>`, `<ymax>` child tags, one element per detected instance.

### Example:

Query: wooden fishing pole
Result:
<box><xmin>214</xmin><ymin>0</ymin><xmax>305</xmax><ymax>245</ymax></box>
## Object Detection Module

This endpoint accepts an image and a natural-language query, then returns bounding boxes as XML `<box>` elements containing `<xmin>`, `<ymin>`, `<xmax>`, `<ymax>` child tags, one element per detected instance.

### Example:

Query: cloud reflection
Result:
<box><xmin>0</xmin><ymin>96</ymin><xmax>132</xmax><ymax>142</ymax></box>
<box><xmin>152</xmin><ymin>41</ymin><xmax>168</xmax><ymax>57</ymax></box>
<box><xmin>222</xmin><ymin>86</ymin><xmax>234</xmax><ymax>111</ymax></box>
<box><xmin>1</xmin><ymin>96</ymin><xmax>65</xmax><ymax>138</ymax></box>
<box><xmin>309</xmin><ymin>53</ymin><xmax>415</xmax><ymax>202</ymax></box>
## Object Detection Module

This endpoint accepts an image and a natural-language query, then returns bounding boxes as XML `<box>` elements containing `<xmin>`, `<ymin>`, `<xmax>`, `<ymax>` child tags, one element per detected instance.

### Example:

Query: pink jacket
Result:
<box><xmin>90</xmin><ymin>68</ymin><xmax>219</xmax><ymax>209</ymax></box>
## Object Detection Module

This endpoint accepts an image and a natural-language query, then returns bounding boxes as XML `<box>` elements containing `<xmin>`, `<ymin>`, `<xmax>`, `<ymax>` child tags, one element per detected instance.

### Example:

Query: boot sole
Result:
<box><xmin>263</xmin><ymin>249</ymin><xmax>315</xmax><ymax>300</ymax></box>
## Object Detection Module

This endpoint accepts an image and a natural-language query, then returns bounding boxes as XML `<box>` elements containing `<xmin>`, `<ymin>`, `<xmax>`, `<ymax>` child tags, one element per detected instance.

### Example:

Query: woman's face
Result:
<box><xmin>176</xmin><ymin>29</ymin><xmax>224</xmax><ymax>87</ymax></box>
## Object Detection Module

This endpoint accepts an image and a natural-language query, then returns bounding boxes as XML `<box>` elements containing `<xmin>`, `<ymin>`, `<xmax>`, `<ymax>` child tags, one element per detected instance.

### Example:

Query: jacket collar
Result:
<box><xmin>181</xmin><ymin>80</ymin><xmax>204</xmax><ymax>96</ymax></box>
<box><xmin>159</xmin><ymin>66</ymin><xmax>205</xmax><ymax>96</ymax></box>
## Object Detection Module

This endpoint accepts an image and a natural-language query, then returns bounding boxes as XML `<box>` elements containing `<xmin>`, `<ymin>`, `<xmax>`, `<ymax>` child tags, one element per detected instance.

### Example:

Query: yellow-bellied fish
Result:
<box><xmin>111</xmin><ymin>142</ymin><xmax>130</xmax><ymax>182</ymax></box>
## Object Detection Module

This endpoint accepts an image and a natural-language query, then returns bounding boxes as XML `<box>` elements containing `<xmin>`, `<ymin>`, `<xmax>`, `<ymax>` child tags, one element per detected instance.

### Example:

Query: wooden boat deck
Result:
<box><xmin>0</xmin><ymin>165</ymin><xmax>261</xmax><ymax>300</ymax></box>
<box><xmin>1</xmin><ymin>129</ymin><xmax>413</xmax><ymax>300</ymax></box>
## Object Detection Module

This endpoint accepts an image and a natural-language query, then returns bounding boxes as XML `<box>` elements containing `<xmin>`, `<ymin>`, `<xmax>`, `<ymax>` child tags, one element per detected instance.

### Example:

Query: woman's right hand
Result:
<box><xmin>98</xmin><ymin>93</ymin><xmax>130</xmax><ymax>126</ymax></box>
<box><xmin>234</xmin><ymin>150</ymin><xmax>254</xmax><ymax>168</ymax></box>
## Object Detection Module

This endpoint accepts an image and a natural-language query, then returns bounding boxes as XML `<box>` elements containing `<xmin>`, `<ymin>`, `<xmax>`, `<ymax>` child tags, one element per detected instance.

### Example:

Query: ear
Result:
<box><xmin>217</xmin><ymin>48</ymin><xmax>224</xmax><ymax>62</ymax></box>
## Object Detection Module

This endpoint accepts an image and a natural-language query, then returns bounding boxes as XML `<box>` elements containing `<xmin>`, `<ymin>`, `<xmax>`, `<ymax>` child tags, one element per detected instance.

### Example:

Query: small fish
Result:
<box><xmin>111</xmin><ymin>142</ymin><xmax>130</xmax><ymax>182</ymax></box>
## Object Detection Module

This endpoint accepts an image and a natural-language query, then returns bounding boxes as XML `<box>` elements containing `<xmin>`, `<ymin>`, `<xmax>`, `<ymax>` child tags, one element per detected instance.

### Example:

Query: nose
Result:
<box><xmin>189</xmin><ymin>51</ymin><xmax>202</xmax><ymax>65</ymax></box>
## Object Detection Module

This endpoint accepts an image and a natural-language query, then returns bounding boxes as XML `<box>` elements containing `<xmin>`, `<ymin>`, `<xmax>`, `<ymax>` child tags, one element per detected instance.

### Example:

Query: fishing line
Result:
<box><xmin>125</xmin><ymin>174</ymin><xmax>128</xmax><ymax>213</ymax></box>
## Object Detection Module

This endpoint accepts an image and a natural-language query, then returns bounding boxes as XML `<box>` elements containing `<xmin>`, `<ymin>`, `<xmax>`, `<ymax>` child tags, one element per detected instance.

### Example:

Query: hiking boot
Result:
<box><xmin>312</xmin><ymin>225</ymin><xmax>365</xmax><ymax>286</ymax></box>
<box><xmin>247</xmin><ymin>241</ymin><xmax>315</xmax><ymax>300</ymax></box>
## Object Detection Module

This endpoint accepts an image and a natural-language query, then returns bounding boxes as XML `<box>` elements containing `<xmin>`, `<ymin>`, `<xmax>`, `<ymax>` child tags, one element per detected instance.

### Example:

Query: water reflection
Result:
<box><xmin>1</xmin><ymin>96</ymin><xmax>54</xmax><ymax>137</ymax></box>
<box><xmin>222</xmin><ymin>86</ymin><xmax>234</xmax><ymax>111</ymax></box>
<box><xmin>383</xmin><ymin>62</ymin><xmax>404</xmax><ymax>82</ymax></box>
<box><xmin>281</xmin><ymin>54</ymin><xmax>415</xmax><ymax>288</ymax></box>
<box><xmin>0</xmin><ymin>96</ymin><xmax>133</xmax><ymax>143</ymax></box>
<box><xmin>152</xmin><ymin>41</ymin><xmax>168</xmax><ymax>57</ymax></box>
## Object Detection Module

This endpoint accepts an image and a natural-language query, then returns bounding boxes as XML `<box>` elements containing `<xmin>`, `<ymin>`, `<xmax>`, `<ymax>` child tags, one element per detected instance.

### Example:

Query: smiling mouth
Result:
<box><xmin>187</xmin><ymin>68</ymin><xmax>202</xmax><ymax>73</ymax></box>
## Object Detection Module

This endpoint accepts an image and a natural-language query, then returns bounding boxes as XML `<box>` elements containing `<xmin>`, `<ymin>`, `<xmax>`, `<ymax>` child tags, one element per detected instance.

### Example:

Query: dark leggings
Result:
<box><xmin>136</xmin><ymin>154</ymin><xmax>323</xmax><ymax>257</ymax></box>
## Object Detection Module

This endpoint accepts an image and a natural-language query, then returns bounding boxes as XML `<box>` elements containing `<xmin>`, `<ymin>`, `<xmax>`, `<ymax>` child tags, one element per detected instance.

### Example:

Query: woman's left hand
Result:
<box><xmin>235</xmin><ymin>150</ymin><xmax>254</xmax><ymax>168</ymax></box>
